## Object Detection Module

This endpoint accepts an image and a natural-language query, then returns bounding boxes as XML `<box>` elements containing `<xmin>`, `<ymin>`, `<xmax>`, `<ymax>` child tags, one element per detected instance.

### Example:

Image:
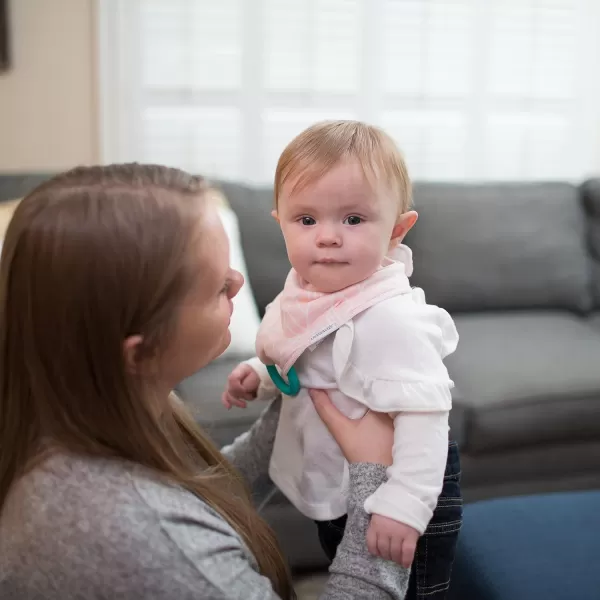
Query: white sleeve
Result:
<box><xmin>243</xmin><ymin>356</ymin><xmax>279</xmax><ymax>401</ymax></box>
<box><xmin>339</xmin><ymin>300</ymin><xmax>459</xmax><ymax>413</ymax></box>
<box><xmin>363</xmin><ymin>411</ymin><xmax>449</xmax><ymax>534</ymax></box>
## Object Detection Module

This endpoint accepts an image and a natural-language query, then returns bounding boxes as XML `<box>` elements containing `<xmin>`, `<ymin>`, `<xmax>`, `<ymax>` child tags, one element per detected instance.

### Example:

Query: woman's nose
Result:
<box><xmin>229</xmin><ymin>270</ymin><xmax>244</xmax><ymax>298</ymax></box>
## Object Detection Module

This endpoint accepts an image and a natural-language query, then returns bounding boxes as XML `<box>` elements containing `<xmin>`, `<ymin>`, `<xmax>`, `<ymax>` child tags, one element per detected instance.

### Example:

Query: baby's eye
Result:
<box><xmin>301</xmin><ymin>216</ymin><xmax>316</xmax><ymax>226</ymax></box>
<box><xmin>344</xmin><ymin>215</ymin><xmax>362</xmax><ymax>226</ymax></box>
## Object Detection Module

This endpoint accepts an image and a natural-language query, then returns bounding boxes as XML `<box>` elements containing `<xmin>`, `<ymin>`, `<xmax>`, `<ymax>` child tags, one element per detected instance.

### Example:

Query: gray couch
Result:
<box><xmin>2</xmin><ymin>174</ymin><xmax>600</xmax><ymax>574</ymax></box>
<box><xmin>180</xmin><ymin>179</ymin><xmax>600</xmax><ymax>572</ymax></box>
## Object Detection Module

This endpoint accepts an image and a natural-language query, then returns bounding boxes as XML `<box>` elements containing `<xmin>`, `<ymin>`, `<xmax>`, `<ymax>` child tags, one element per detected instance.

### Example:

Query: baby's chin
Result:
<box><xmin>303</xmin><ymin>267</ymin><xmax>372</xmax><ymax>293</ymax></box>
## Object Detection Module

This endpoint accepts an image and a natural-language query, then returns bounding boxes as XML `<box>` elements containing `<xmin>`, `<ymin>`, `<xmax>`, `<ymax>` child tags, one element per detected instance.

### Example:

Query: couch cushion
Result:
<box><xmin>175</xmin><ymin>356</ymin><xmax>265</xmax><ymax>448</ymax></box>
<box><xmin>446</xmin><ymin>312</ymin><xmax>600</xmax><ymax>454</ymax></box>
<box><xmin>0</xmin><ymin>174</ymin><xmax>55</xmax><ymax>202</ymax></box>
<box><xmin>449</xmin><ymin>491</ymin><xmax>600</xmax><ymax>600</ymax></box>
<box><xmin>405</xmin><ymin>182</ymin><xmax>592</xmax><ymax>313</ymax></box>
<box><xmin>592</xmin><ymin>263</ymin><xmax>600</xmax><ymax>309</ymax></box>
<box><xmin>581</xmin><ymin>178</ymin><xmax>600</xmax><ymax>308</ymax></box>
<box><xmin>214</xmin><ymin>180</ymin><xmax>289</xmax><ymax>315</ymax></box>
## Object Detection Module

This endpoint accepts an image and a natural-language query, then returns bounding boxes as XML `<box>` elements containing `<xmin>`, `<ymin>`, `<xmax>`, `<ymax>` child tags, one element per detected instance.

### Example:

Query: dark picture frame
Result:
<box><xmin>0</xmin><ymin>0</ymin><xmax>10</xmax><ymax>73</ymax></box>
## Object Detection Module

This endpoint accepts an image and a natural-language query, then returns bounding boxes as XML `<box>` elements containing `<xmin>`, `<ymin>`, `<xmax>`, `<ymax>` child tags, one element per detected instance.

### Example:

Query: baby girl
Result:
<box><xmin>223</xmin><ymin>120</ymin><xmax>459</xmax><ymax>571</ymax></box>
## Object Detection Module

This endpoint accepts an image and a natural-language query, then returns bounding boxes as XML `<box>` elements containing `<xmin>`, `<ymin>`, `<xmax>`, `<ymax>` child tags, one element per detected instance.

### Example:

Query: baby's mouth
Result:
<box><xmin>315</xmin><ymin>259</ymin><xmax>349</xmax><ymax>265</ymax></box>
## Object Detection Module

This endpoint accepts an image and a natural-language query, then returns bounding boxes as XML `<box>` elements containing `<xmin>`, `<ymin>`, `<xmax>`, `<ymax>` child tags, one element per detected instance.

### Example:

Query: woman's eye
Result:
<box><xmin>301</xmin><ymin>216</ymin><xmax>316</xmax><ymax>226</ymax></box>
<box><xmin>344</xmin><ymin>215</ymin><xmax>362</xmax><ymax>226</ymax></box>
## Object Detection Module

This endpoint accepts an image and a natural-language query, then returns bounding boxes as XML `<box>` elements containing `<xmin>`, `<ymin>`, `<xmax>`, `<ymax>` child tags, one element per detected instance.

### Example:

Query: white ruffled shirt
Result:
<box><xmin>247</xmin><ymin>246</ymin><xmax>459</xmax><ymax>533</ymax></box>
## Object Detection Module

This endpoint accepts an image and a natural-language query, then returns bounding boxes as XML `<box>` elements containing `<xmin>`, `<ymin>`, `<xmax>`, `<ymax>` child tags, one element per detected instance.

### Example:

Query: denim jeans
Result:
<box><xmin>315</xmin><ymin>440</ymin><xmax>463</xmax><ymax>600</ymax></box>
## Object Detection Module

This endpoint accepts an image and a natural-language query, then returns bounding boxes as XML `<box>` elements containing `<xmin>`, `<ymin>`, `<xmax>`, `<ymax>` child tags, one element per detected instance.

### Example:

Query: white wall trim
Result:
<box><xmin>95</xmin><ymin>0</ymin><xmax>143</xmax><ymax>163</ymax></box>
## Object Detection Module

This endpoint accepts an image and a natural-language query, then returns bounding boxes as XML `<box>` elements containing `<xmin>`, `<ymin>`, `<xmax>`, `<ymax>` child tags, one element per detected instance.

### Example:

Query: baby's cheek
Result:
<box><xmin>357</xmin><ymin>236</ymin><xmax>384</xmax><ymax>260</ymax></box>
<box><xmin>288</xmin><ymin>243</ymin><xmax>309</xmax><ymax>266</ymax></box>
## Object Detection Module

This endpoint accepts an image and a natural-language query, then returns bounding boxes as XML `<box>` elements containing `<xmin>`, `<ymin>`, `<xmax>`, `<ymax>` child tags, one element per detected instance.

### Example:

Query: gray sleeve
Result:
<box><xmin>1</xmin><ymin>454</ymin><xmax>406</xmax><ymax>600</ymax></box>
<box><xmin>144</xmin><ymin>462</ymin><xmax>408</xmax><ymax>600</ymax></box>
<box><xmin>320</xmin><ymin>463</ymin><xmax>410</xmax><ymax>599</ymax></box>
<box><xmin>220</xmin><ymin>404</ymin><xmax>409</xmax><ymax>598</ymax></box>
<box><xmin>220</xmin><ymin>396</ymin><xmax>282</xmax><ymax>505</ymax></box>
<box><xmin>148</xmin><ymin>504</ymin><xmax>282</xmax><ymax>600</ymax></box>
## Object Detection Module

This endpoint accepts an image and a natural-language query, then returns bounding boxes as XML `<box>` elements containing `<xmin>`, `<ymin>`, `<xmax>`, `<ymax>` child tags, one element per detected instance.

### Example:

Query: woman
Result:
<box><xmin>0</xmin><ymin>164</ymin><xmax>408</xmax><ymax>599</ymax></box>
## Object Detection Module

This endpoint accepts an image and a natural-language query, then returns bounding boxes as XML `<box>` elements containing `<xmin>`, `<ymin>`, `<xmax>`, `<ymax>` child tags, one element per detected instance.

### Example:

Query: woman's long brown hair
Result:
<box><xmin>0</xmin><ymin>164</ymin><xmax>294</xmax><ymax>598</ymax></box>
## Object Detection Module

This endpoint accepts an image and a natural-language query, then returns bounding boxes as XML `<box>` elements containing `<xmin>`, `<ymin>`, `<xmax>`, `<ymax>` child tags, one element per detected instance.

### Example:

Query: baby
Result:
<box><xmin>223</xmin><ymin>120</ymin><xmax>459</xmax><ymax>569</ymax></box>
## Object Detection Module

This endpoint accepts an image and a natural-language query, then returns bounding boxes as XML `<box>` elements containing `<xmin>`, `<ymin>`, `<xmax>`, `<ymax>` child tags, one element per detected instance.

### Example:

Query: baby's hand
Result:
<box><xmin>367</xmin><ymin>514</ymin><xmax>419</xmax><ymax>568</ymax></box>
<box><xmin>222</xmin><ymin>363</ymin><xmax>260</xmax><ymax>410</ymax></box>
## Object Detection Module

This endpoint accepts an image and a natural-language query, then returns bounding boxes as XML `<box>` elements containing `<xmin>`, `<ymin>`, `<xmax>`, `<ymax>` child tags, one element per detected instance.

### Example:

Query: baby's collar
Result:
<box><xmin>384</xmin><ymin>243</ymin><xmax>414</xmax><ymax>277</ymax></box>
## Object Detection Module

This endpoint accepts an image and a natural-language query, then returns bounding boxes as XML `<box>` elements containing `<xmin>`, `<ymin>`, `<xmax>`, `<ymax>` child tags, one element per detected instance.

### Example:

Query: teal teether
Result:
<box><xmin>266</xmin><ymin>364</ymin><xmax>301</xmax><ymax>397</ymax></box>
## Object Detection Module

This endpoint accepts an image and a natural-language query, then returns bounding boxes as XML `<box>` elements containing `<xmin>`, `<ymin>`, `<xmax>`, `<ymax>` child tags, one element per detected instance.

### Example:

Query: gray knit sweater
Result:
<box><xmin>0</xmin><ymin>397</ymin><xmax>409</xmax><ymax>599</ymax></box>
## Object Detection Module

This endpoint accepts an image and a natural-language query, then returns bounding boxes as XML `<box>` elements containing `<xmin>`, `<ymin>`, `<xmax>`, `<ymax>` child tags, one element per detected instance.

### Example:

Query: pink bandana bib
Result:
<box><xmin>255</xmin><ymin>245</ymin><xmax>414</xmax><ymax>374</ymax></box>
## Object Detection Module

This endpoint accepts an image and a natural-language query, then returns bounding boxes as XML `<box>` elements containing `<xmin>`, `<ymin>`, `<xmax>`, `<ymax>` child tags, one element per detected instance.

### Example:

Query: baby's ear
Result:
<box><xmin>391</xmin><ymin>211</ymin><xmax>418</xmax><ymax>244</ymax></box>
<box><xmin>271</xmin><ymin>210</ymin><xmax>280</xmax><ymax>223</ymax></box>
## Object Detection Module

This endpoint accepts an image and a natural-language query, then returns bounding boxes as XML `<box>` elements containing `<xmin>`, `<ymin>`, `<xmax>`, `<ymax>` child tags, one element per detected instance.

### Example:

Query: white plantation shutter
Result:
<box><xmin>98</xmin><ymin>0</ymin><xmax>600</xmax><ymax>183</ymax></box>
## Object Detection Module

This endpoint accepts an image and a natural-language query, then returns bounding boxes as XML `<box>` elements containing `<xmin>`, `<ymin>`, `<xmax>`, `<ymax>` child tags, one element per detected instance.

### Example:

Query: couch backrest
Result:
<box><xmin>0</xmin><ymin>174</ymin><xmax>53</xmax><ymax>202</ymax></box>
<box><xmin>222</xmin><ymin>179</ymin><xmax>595</xmax><ymax>315</ymax></box>
<box><xmin>216</xmin><ymin>181</ymin><xmax>289</xmax><ymax>315</ymax></box>
<box><xmin>581</xmin><ymin>179</ymin><xmax>600</xmax><ymax>308</ymax></box>
<box><xmin>4</xmin><ymin>174</ymin><xmax>595</xmax><ymax>316</ymax></box>
<box><xmin>404</xmin><ymin>182</ymin><xmax>593</xmax><ymax>313</ymax></box>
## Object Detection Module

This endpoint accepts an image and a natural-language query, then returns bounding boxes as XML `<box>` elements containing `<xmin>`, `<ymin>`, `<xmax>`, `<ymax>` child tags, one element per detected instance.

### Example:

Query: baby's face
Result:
<box><xmin>276</xmin><ymin>159</ymin><xmax>398</xmax><ymax>293</ymax></box>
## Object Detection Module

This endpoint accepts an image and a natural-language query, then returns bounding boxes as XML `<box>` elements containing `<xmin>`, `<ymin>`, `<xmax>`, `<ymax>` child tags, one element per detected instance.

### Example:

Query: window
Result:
<box><xmin>98</xmin><ymin>0</ymin><xmax>600</xmax><ymax>183</ymax></box>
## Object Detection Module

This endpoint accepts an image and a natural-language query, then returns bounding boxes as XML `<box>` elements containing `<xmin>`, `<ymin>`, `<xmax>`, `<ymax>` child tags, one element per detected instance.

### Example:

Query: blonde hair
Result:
<box><xmin>275</xmin><ymin>120</ymin><xmax>412</xmax><ymax>216</ymax></box>
<box><xmin>0</xmin><ymin>164</ymin><xmax>294</xmax><ymax>599</ymax></box>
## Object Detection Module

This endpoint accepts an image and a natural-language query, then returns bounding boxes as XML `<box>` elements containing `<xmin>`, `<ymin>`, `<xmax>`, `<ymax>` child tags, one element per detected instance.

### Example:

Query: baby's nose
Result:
<box><xmin>316</xmin><ymin>225</ymin><xmax>342</xmax><ymax>247</ymax></box>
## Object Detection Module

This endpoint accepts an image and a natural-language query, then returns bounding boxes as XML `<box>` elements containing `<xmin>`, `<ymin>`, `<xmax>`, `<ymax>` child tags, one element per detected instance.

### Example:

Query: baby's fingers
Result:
<box><xmin>221</xmin><ymin>392</ymin><xmax>231</xmax><ymax>410</ymax></box>
<box><xmin>366</xmin><ymin>522</ymin><xmax>379</xmax><ymax>557</ymax></box>
<box><xmin>400</xmin><ymin>537</ymin><xmax>417</xmax><ymax>569</ymax></box>
<box><xmin>376</xmin><ymin>533</ymin><xmax>392</xmax><ymax>562</ymax></box>
<box><xmin>227</xmin><ymin>377</ymin><xmax>255</xmax><ymax>400</ymax></box>
<box><xmin>240</xmin><ymin>371</ymin><xmax>260</xmax><ymax>394</ymax></box>
<box><xmin>390</xmin><ymin>536</ymin><xmax>404</xmax><ymax>566</ymax></box>
<box><xmin>222</xmin><ymin>392</ymin><xmax>247</xmax><ymax>410</ymax></box>
<box><xmin>230</xmin><ymin>387</ymin><xmax>254</xmax><ymax>401</ymax></box>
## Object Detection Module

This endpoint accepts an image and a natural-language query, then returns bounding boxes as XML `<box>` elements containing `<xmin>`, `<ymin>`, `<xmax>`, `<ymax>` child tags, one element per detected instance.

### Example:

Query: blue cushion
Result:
<box><xmin>449</xmin><ymin>491</ymin><xmax>600</xmax><ymax>600</ymax></box>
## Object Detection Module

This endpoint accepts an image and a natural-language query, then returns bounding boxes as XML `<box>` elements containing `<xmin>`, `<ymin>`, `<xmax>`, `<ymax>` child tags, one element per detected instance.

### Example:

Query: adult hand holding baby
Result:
<box><xmin>309</xmin><ymin>389</ymin><xmax>419</xmax><ymax>569</ymax></box>
<box><xmin>308</xmin><ymin>389</ymin><xmax>393</xmax><ymax>466</ymax></box>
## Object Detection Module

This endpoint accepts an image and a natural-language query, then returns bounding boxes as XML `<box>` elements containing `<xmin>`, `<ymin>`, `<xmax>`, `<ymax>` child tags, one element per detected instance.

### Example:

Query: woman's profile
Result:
<box><xmin>0</xmin><ymin>164</ymin><xmax>408</xmax><ymax>599</ymax></box>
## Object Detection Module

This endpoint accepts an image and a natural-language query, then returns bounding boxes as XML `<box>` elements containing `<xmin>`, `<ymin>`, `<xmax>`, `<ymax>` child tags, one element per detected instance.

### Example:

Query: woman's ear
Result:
<box><xmin>271</xmin><ymin>209</ymin><xmax>280</xmax><ymax>223</ymax></box>
<box><xmin>123</xmin><ymin>335</ymin><xmax>144</xmax><ymax>374</ymax></box>
<box><xmin>390</xmin><ymin>211</ymin><xmax>418</xmax><ymax>244</ymax></box>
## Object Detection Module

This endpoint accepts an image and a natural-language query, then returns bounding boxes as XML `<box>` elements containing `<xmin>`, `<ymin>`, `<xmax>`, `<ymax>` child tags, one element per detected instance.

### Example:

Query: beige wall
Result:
<box><xmin>0</xmin><ymin>0</ymin><xmax>98</xmax><ymax>172</ymax></box>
